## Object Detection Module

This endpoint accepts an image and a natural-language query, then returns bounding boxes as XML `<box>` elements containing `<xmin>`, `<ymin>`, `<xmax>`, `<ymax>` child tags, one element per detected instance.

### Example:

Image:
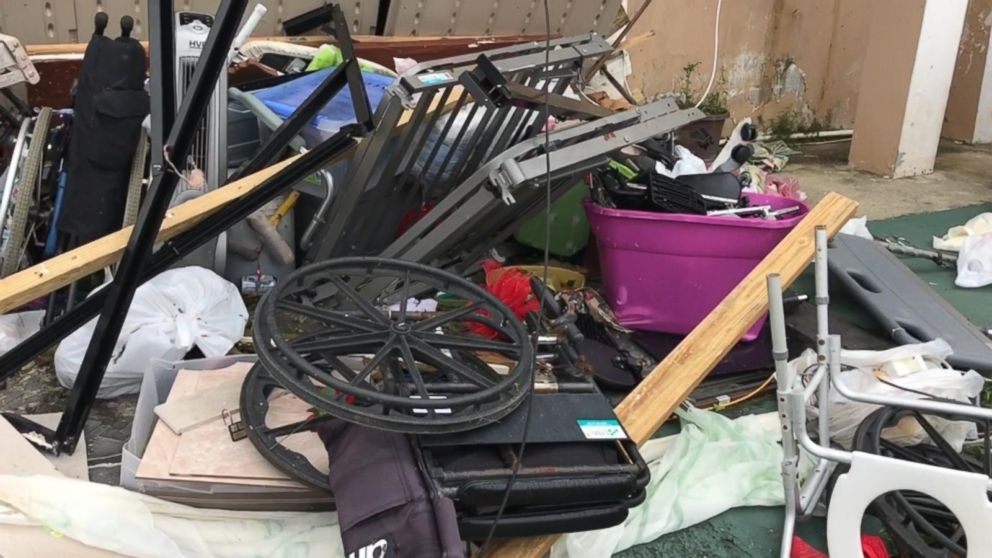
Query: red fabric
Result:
<box><xmin>468</xmin><ymin>261</ymin><xmax>541</xmax><ymax>339</ymax></box>
<box><xmin>790</xmin><ymin>535</ymin><xmax>890</xmax><ymax>558</ymax></box>
<box><xmin>396</xmin><ymin>202</ymin><xmax>435</xmax><ymax>236</ymax></box>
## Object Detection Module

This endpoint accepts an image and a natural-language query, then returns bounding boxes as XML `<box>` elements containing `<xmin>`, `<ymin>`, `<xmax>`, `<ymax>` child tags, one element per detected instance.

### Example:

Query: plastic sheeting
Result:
<box><xmin>0</xmin><ymin>474</ymin><xmax>343</xmax><ymax>558</ymax></box>
<box><xmin>794</xmin><ymin>341</ymin><xmax>985</xmax><ymax>451</ymax></box>
<box><xmin>55</xmin><ymin>267</ymin><xmax>248</xmax><ymax>399</ymax></box>
<box><xmin>955</xmin><ymin>232</ymin><xmax>992</xmax><ymax>288</ymax></box>
<box><xmin>552</xmin><ymin>409</ymin><xmax>793</xmax><ymax>558</ymax></box>
<box><xmin>933</xmin><ymin>212</ymin><xmax>992</xmax><ymax>252</ymax></box>
<box><xmin>0</xmin><ymin>310</ymin><xmax>44</xmax><ymax>355</ymax></box>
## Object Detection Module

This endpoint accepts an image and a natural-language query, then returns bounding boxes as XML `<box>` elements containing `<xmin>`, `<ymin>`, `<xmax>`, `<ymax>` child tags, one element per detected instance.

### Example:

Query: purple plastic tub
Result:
<box><xmin>585</xmin><ymin>194</ymin><xmax>809</xmax><ymax>341</ymax></box>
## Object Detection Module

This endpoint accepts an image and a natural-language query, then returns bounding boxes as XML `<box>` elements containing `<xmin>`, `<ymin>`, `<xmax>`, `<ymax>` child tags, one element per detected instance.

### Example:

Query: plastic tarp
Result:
<box><xmin>251</xmin><ymin>67</ymin><xmax>393</xmax><ymax>140</ymax></box>
<box><xmin>552</xmin><ymin>408</ymin><xmax>797</xmax><ymax>558</ymax></box>
<box><xmin>0</xmin><ymin>474</ymin><xmax>343</xmax><ymax>558</ymax></box>
<box><xmin>55</xmin><ymin>267</ymin><xmax>248</xmax><ymax>399</ymax></box>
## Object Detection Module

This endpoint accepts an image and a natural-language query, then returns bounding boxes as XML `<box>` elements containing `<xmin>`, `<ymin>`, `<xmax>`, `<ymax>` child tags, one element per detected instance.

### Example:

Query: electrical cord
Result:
<box><xmin>476</xmin><ymin>0</ymin><xmax>551</xmax><ymax>554</ymax></box>
<box><xmin>694</xmin><ymin>0</ymin><xmax>723</xmax><ymax>110</ymax></box>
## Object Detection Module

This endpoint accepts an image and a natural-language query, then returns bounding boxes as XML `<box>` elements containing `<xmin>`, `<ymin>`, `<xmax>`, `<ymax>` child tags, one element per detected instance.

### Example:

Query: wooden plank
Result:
<box><xmin>0</xmin><ymin>87</ymin><xmax>463</xmax><ymax>314</ymax></box>
<box><xmin>486</xmin><ymin>192</ymin><xmax>859</xmax><ymax>558</ymax></box>
<box><xmin>24</xmin><ymin>34</ymin><xmax>544</xmax><ymax>56</ymax></box>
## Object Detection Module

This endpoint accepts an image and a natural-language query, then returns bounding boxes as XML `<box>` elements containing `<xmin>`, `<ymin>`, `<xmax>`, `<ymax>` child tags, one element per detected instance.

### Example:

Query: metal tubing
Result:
<box><xmin>768</xmin><ymin>273</ymin><xmax>797</xmax><ymax>558</ymax></box>
<box><xmin>828</xmin><ymin>334</ymin><xmax>992</xmax><ymax>421</ymax></box>
<box><xmin>148</xmin><ymin>0</ymin><xmax>176</xmax><ymax>178</ymax></box>
<box><xmin>0</xmin><ymin>117</ymin><xmax>30</xmax><ymax>236</ymax></box>
<box><xmin>814</xmin><ymin>226</ymin><xmax>830</xmax><ymax>447</ymax></box>
<box><xmin>799</xmin><ymin>458</ymin><xmax>836</xmax><ymax>512</ymax></box>
<box><xmin>51</xmin><ymin>0</ymin><xmax>249</xmax><ymax>455</ymax></box>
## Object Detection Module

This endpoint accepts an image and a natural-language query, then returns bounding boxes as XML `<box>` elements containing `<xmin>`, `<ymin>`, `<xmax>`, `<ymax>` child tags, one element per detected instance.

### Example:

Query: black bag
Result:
<box><xmin>318</xmin><ymin>420</ymin><xmax>465</xmax><ymax>558</ymax></box>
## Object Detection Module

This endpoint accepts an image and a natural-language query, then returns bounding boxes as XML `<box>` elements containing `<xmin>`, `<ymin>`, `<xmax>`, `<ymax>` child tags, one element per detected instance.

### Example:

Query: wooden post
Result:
<box><xmin>848</xmin><ymin>0</ymin><xmax>967</xmax><ymax>177</ymax></box>
<box><xmin>485</xmin><ymin>192</ymin><xmax>859</xmax><ymax>558</ymax></box>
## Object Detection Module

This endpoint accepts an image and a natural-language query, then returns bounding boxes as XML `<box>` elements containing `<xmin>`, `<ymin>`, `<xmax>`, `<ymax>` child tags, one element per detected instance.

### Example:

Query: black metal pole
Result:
<box><xmin>50</xmin><ymin>0</ymin><xmax>249</xmax><ymax>455</ymax></box>
<box><xmin>0</xmin><ymin>14</ymin><xmax>374</xmax><ymax>389</ymax></box>
<box><xmin>232</xmin><ymin>64</ymin><xmax>349</xmax><ymax>178</ymax></box>
<box><xmin>333</xmin><ymin>5</ymin><xmax>374</xmax><ymax>130</ymax></box>
<box><xmin>148</xmin><ymin>0</ymin><xmax>176</xmax><ymax>180</ymax></box>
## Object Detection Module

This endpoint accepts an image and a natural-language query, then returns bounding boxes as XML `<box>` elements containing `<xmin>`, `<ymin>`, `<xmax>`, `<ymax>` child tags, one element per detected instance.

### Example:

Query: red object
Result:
<box><xmin>468</xmin><ymin>261</ymin><xmax>541</xmax><ymax>339</ymax></box>
<box><xmin>396</xmin><ymin>202</ymin><xmax>435</xmax><ymax>236</ymax></box>
<box><xmin>790</xmin><ymin>535</ymin><xmax>890</xmax><ymax>558</ymax></box>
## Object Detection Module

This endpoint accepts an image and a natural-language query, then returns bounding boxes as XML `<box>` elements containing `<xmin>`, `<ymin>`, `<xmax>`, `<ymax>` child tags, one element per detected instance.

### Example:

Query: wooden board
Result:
<box><xmin>0</xmin><ymin>86</ymin><xmax>463</xmax><ymax>314</ymax></box>
<box><xmin>486</xmin><ymin>192</ymin><xmax>859</xmax><ymax>558</ymax></box>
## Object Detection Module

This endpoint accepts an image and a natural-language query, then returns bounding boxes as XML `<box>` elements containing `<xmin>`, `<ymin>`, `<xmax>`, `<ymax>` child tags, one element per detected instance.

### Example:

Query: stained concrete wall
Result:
<box><xmin>624</xmin><ymin>0</ymin><xmax>872</xmax><ymax>131</ymax></box>
<box><xmin>944</xmin><ymin>0</ymin><xmax>992</xmax><ymax>142</ymax></box>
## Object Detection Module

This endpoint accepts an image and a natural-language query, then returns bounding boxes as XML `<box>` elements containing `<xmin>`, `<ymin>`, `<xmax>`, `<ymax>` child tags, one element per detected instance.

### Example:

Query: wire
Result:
<box><xmin>477</xmin><ymin>1</ymin><xmax>552</xmax><ymax>555</ymax></box>
<box><xmin>694</xmin><ymin>0</ymin><xmax>723</xmax><ymax>110</ymax></box>
<box><xmin>704</xmin><ymin>372</ymin><xmax>776</xmax><ymax>412</ymax></box>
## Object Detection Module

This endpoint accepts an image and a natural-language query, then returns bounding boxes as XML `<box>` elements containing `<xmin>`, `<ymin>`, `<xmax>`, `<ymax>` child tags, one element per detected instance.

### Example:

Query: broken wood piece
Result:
<box><xmin>485</xmin><ymin>192</ymin><xmax>859</xmax><ymax>558</ymax></box>
<box><xmin>0</xmin><ymin>87</ymin><xmax>464</xmax><ymax>314</ymax></box>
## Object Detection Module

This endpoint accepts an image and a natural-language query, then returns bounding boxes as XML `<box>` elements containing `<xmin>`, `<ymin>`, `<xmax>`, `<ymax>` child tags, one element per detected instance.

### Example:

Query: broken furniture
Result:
<box><xmin>305</xmin><ymin>34</ymin><xmax>615</xmax><ymax>264</ymax></box>
<box><xmin>243</xmin><ymin>255</ymin><xmax>648</xmax><ymax>539</ymax></box>
<box><xmin>485</xmin><ymin>192</ymin><xmax>858</xmax><ymax>558</ymax></box>
<box><xmin>829</xmin><ymin>232</ymin><xmax>992</xmax><ymax>374</ymax></box>
<box><xmin>767</xmin><ymin>227</ymin><xmax>992</xmax><ymax>557</ymax></box>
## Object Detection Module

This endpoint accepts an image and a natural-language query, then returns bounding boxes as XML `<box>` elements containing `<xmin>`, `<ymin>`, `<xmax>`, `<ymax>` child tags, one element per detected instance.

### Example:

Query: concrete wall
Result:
<box><xmin>944</xmin><ymin>0</ymin><xmax>992</xmax><ymax>142</ymax></box>
<box><xmin>624</xmin><ymin>0</ymin><xmax>872</xmax><ymax>131</ymax></box>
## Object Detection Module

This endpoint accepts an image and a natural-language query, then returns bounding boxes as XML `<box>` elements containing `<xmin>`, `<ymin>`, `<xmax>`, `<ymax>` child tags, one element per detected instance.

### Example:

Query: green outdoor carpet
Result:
<box><xmin>612</xmin><ymin>204</ymin><xmax>992</xmax><ymax>557</ymax></box>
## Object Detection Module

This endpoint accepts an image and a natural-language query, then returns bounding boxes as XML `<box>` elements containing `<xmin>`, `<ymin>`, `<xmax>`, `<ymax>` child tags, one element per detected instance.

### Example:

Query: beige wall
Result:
<box><xmin>944</xmin><ymin>0</ymin><xmax>992</xmax><ymax>141</ymax></box>
<box><xmin>624</xmin><ymin>0</ymin><xmax>873</xmax><ymax>131</ymax></box>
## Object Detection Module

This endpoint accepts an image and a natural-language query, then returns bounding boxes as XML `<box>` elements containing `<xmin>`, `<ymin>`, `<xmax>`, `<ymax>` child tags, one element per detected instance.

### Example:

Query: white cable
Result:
<box><xmin>694</xmin><ymin>0</ymin><xmax>723</xmax><ymax>110</ymax></box>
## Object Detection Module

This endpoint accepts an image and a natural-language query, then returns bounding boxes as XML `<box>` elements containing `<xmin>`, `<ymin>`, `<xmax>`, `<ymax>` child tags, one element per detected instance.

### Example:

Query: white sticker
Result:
<box><xmin>410</xmin><ymin>395</ymin><xmax>452</xmax><ymax>415</ymax></box>
<box><xmin>577</xmin><ymin>419</ymin><xmax>627</xmax><ymax>440</ymax></box>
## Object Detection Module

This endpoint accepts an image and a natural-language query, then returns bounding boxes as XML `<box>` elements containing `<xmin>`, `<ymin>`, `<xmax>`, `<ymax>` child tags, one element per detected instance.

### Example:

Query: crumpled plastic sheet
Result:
<box><xmin>55</xmin><ymin>266</ymin><xmax>249</xmax><ymax>399</ymax></box>
<box><xmin>933</xmin><ymin>212</ymin><xmax>992</xmax><ymax>252</ymax></box>
<box><xmin>793</xmin><ymin>341</ymin><xmax>984</xmax><ymax>451</ymax></box>
<box><xmin>955</xmin><ymin>232</ymin><xmax>992</xmax><ymax>288</ymax></box>
<box><xmin>0</xmin><ymin>474</ymin><xmax>344</xmax><ymax>558</ymax></box>
<box><xmin>551</xmin><ymin>408</ymin><xmax>802</xmax><ymax>558</ymax></box>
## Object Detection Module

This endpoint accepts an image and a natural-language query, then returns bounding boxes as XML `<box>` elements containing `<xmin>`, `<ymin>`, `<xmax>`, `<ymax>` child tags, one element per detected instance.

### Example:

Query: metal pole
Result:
<box><xmin>814</xmin><ymin>226</ymin><xmax>830</xmax><ymax>445</ymax></box>
<box><xmin>51</xmin><ymin>0</ymin><xmax>249</xmax><ymax>455</ymax></box>
<box><xmin>148</xmin><ymin>0</ymin><xmax>176</xmax><ymax>180</ymax></box>
<box><xmin>768</xmin><ymin>273</ymin><xmax>796</xmax><ymax>558</ymax></box>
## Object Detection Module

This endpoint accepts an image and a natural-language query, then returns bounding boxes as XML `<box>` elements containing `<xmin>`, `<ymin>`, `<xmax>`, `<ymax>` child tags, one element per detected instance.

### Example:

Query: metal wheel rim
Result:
<box><xmin>240</xmin><ymin>363</ymin><xmax>334</xmax><ymax>492</ymax></box>
<box><xmin>253</xmin><ymin>257</ymin><xmax>534</xmax><ymax>434</ymax></box>
<box><xmin>1</xmin><ymin>107</ymin><xmax>51</xmax><ymax>277</ymax></box>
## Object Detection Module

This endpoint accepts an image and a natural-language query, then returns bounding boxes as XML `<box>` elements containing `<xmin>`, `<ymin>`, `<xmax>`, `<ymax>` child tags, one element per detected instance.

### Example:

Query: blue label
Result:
<box><xmin>577</xmin><ymin>419</ymin><xmax>627</xmax><ymax>440</ymax></box>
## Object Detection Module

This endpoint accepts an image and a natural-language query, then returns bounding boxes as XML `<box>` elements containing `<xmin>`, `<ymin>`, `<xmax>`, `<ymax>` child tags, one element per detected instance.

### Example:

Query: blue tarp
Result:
<box><xmin>252</xmin><ymin>67</ymin><xmax>394</xmax><ymax>136</ymax></box>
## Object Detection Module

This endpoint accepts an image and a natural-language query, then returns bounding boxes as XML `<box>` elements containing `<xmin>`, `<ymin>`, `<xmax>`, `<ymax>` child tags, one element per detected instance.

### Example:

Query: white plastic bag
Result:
<box><xmin>0</xmin><ymin>310</ymin><xmax>44</xmax><ymax>355</ymax></box>
<box><xmin>933</xmin><ymin>212</ymin><xmax>992</xmax><ymax>252</ymax></box>
<box><xmin>955</xmin><ymin>232</ymin><xmax>992</xmax><ymax>288</ymax></box>
<box><xmin>839</xmin><ymin>216</ymin><xmax>873</xmax><ymax>239</ymax></box>
<box><xmin>552</xmin><ymin>409</ymin><xmax>797</xmax><ymax>558</ymax></box>
<box><xmin>792</xmin><ymin>342</ymin><xmax>985</xmax><ymax>451</ymax></box>
<box><xmin>55</xmin><ymin>267</ymin><xmax>248</xmax><ymax>398</ymax></box>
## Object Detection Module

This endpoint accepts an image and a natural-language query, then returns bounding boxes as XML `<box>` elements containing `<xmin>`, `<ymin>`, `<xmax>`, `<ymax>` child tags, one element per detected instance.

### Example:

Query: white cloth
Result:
<box><xmin>0</xmin><ymin>474</ymin><xmax>343</xmax><ymax>558</ymax></box>
<box><xmin>552</xmin><ymin>409</ymin><xmax>792</xmax><ymax>558</ymax></box>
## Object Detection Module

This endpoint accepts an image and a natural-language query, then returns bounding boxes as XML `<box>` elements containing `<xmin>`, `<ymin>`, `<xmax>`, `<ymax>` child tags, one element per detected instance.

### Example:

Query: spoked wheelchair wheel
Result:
<box><xmin>0</xmin><ymin>107</ymin><xmax>52</xmax><ymax>277</ymax></box>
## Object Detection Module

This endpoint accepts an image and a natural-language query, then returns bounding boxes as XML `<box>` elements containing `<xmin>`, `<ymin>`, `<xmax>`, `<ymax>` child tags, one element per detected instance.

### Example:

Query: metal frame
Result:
<box><xmin>768</xmin><ymin>227</ymin><xmax>992</xmax><ymax>557</ymax></box>
<box><xmin>0</xmin><ymin>1</ymin><xmax>375</xmax><ymax>455</ymax></box>
<box><xmin>304</xmin><ymin>34</ymin><xmax>613</xmax><ymax>263</ymax></box>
